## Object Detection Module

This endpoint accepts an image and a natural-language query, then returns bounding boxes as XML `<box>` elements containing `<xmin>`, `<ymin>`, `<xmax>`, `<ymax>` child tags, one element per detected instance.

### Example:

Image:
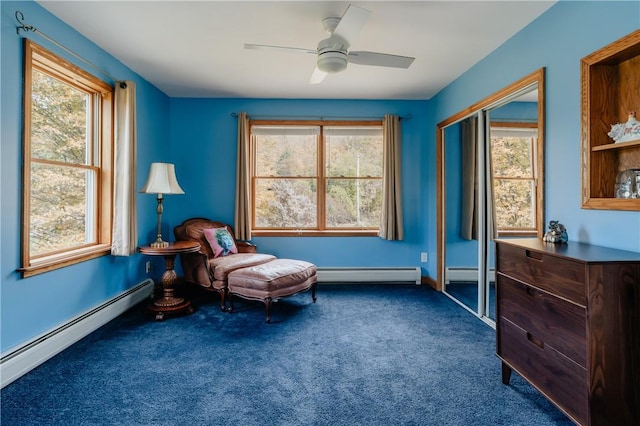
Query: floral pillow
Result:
<box><xmin>203</xmin><ymin>227</ymin><xmax>238</xmax><ymax>258</ymax></box>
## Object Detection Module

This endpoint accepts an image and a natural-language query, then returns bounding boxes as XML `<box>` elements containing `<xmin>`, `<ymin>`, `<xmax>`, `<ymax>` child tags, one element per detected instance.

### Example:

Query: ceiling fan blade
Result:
<box><xmin>347</xmin><ymin>51</ymin><xmax>415</xmax><ymax>69</ymax></box>
<box><xmin>309</xmin><ymin>67</ymin><xmax>327</xmax><ymax>84</ymax></box>
<box><xmin>333</xmin><ymin>4</ymin><xmax>371</xmax><ymax>47</ymax></box>
<box><xmin>244</xmin><ymin>44</ymin><xmax>316</xmax><ymax>55</ymax></box>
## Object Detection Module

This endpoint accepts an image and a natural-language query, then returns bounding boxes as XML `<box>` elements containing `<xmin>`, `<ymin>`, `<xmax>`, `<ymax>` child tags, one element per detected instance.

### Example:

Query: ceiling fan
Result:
<box><xmin>244</xmin><ymin>4</ymin><xmax>415</xmax><ymax>84</ymax></box>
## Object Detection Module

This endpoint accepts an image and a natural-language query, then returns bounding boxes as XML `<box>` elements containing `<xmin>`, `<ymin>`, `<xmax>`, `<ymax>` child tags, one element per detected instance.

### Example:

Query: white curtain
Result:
<box><xmin>378</xmin><ymin>114</ymin><xmax>404</xmax><ymax>241</ymax></box>
<box><xmin>111</xmin><ymin>81</ymin><xmax>137</xmax><ymax>256</ymax></box>
<box><xmin>234</xmin><ymin>112</ymin><xmax>251</xmax><ymax>241</ymax></box>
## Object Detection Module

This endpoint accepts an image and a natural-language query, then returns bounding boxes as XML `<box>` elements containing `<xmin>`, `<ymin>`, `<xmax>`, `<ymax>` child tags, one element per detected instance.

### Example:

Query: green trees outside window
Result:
<box><xmin>490</xmin><ymin>124</ymin><xmax>537</xmax><ymax>234</ymax></box>
<box><xmin>29</xmin><ymin>70</ymin><xmax>95</xmax><ymax>256</ymax></box>
<box><xmin>21</xmin><ymin>40</ymin><xmax>113</xmax><ymax>277</ymax></box>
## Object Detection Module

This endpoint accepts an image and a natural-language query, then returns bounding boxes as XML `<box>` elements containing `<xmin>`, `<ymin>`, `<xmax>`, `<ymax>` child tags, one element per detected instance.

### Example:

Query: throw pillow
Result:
<box><xmin>203</xmin><ymin>227</ymin><xmax>238</xmax><ymax>258</ymax></box>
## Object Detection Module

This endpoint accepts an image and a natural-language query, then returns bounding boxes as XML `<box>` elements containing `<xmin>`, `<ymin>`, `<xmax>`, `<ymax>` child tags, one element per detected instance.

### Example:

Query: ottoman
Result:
<box><xmin>227</xmin><ymin>259</ymin><xmax>317</xmax><ymax>323</ymax></box>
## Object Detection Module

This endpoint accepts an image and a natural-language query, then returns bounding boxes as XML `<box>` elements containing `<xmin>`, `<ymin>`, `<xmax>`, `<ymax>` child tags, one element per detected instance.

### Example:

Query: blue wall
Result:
<box><xmin>2</xmin><ymin>0</ymin><xmax>640</xmax><ymax>354</ymax></box>
<box><xmin>1</xmin><ymin>1</ymin><xmax>171</xmax><ymax>352</ymax></box>
<box><xmin>168</xmin><ymin>98</ymin><xmax>429</xmax><ymax>269</ymax></box>
<box><xmin>427</xmin><ymin>0</ymin><xmax>640</xmax><ymax>278</ymax></box>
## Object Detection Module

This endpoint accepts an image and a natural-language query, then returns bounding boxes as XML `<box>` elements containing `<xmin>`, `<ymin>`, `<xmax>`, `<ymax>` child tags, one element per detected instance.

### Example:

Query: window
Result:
<box><xmin>250</xmin><ymin>121</ymin><xmax>383</xmax><ymax>236</ymax></box>
<box><xmin>21</xmin><ymin>40</ymin><xmax>113</xmax><ymax>277</ymax></box>
<box><xmin>490</xmin><ymin>122</ymin><xmax>538</xmax><ymax>236</ymax></box>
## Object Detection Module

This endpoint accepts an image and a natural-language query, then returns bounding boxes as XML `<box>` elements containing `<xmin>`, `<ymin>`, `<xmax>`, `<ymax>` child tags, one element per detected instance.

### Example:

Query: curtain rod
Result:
<box><xmin>15</xmin><ymin>10</ymin><xmax>123</xmax><ymax>86</ymax></box>
<box><xmin>231</xmin><ymin>112</ymin><xmax>412</xmax><ymax>121</ymax></box>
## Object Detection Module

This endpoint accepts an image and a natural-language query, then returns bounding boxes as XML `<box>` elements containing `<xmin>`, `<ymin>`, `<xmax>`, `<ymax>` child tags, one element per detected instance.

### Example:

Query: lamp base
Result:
<box><xmin>150</xmin><ymin>240</ymin><xmax>169</xmax><ymax>248</ymax></box>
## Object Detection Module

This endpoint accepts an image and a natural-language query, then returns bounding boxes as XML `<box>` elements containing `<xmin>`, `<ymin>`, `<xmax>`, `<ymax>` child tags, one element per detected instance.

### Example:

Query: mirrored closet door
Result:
<box><xmin>437</xmin><ymin>69</ymin><xmax>545</xmax><ymax>325</ymax></box>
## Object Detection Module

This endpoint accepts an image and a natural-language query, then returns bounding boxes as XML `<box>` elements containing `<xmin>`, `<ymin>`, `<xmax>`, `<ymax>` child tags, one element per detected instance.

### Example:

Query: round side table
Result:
<box><xmin>139</xmin><ymin>240</ymin><xmax>200</xmax><ymax>320</ymax></box>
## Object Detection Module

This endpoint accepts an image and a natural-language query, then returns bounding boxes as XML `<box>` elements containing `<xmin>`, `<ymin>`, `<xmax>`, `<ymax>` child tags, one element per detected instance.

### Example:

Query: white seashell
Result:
<box><xmin>608</xmin><ymin>111</ymin><xmax>640</xmax><ymax>143</ymax></box>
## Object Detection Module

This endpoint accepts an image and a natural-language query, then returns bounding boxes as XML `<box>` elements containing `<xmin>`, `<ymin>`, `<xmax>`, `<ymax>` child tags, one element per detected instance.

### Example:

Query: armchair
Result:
<box><xmin>174</xmin><ymin>218</ymin><xmax>275</xmax><ymax>310</ymax></box>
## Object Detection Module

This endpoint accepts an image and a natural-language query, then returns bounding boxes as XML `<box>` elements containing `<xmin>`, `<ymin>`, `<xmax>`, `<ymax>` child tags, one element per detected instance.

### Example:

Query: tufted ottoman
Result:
<box><xmin>227</xmin><ymin>259</ymin><xmax>317</xmax><ymax>323</ymax></box>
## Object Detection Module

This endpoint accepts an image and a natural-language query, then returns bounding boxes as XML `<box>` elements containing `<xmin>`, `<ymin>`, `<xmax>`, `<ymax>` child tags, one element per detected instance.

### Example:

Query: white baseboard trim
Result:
<box><xmin>0</xmin><ymin>279</ymin><xmax>154</xmax><ymax>389</ymax></box>
<box><xmin>445</xmin><ymin>267</ymin><xmax>496</xmax><ymax>284</ymax></box>
<box><xmin>317</xmin><ymin>267</ymin><xmax>421</xmax><ymax>284</ymax></box>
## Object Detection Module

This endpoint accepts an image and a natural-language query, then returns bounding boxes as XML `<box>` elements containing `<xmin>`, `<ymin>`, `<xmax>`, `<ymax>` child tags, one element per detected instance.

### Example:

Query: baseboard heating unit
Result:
<box><xmin>445</xmin><ymin>267</ymin><xmax>496</xmax><ymax>284</ymax></box>
<box><xmin>0</xmin><ymin>279</ymin><xmax>154</xmax><ymax>389</ymax></box>
<box><xmin>317</xmin><ymin>267</ymin><xmax>421</xmax><ymax>284</ymax></box>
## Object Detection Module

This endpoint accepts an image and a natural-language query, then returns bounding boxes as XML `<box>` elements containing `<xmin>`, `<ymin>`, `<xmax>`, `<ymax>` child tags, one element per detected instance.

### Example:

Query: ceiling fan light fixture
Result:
<box><xmin>317</xmin><ymin>51</ymin><xmax>348</xmax><ymax>74</ymax></box>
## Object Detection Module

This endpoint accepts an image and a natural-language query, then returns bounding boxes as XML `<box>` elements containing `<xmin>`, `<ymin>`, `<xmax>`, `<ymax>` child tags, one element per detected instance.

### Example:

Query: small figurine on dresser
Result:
<box><xmin>543</xmin><ymin>220</ymin><xmax>568</xmax><ymax>243</ymax></box>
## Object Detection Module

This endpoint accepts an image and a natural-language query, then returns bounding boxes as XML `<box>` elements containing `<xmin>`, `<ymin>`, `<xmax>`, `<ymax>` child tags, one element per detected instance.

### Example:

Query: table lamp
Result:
<box><xmin>140</xmin><ymin>162</ymin><xmax>184</xmax><ymax>248</ymax></box>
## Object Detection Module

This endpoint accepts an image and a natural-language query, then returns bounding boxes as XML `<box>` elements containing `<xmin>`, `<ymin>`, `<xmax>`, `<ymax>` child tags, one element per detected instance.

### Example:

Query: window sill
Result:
<box><xmin>251</xmin><ymin>230</ymin><xmax>379</xmax><ymax>237</ymax></box>
<box><xmin>19</xmin><ymin>244</ymin><xmax>111</xmax><ymax>278</ymax></box>
<box><xmin>496</xmin><ymin>230</ymin><xmax>538</xmax><ymax>238</ymax></box>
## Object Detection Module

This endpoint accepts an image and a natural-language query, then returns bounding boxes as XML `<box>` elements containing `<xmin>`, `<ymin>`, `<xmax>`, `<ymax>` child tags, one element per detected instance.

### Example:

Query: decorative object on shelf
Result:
<box><xmin>615</xmin><ymin>168</ymin><xmax>640</xmax><ymax>199</ymax></box>
<box><xmin>608</xmin><ymin>111</ymin><xmax>640</xmax><ymax>143</ymax></box>
<box><xmin>543</xmin><ymin>220</ymin><xmax>568</xmax><ymax>243</ymax></box>
<box><xmin>140</xmin><ymin>162</ymin><xmax>185</xmax><ymax>248</ymax></box>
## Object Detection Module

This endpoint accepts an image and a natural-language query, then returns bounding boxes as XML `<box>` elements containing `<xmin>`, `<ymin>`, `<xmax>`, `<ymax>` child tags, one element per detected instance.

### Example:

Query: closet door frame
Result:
<box><xmin>436</xmin><ymin>69</ymin><xmax>545</xmax><ymax>325</ymax></box>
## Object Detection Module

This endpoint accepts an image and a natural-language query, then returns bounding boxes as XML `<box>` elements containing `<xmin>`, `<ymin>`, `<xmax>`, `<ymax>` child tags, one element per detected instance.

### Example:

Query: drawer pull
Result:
<box><xmin>525</xmin><ymin>250</ymin><xmax>543</xmax><ymax>262</ymax></box>
<box><xmin>527</xmin><ymin>332</ymin><xmax>544</xmax><ymax>349</ymax></box>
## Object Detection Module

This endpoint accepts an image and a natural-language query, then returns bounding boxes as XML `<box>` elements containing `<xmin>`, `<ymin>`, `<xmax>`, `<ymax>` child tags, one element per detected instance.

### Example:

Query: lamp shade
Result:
<box><xmin>140</xmin><ymin>163</ymin><xmax>184</xmax><ymax>195</ymax></box>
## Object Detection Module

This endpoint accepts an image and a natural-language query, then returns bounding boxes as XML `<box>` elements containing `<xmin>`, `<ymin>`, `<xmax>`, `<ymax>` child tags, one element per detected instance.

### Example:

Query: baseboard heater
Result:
<box><xmin>317</xmin><ymin>267</ymin><xmax>421</xmax><ymax>284</ymax></box>
<box><xmin>0</xmin><ymin>279</ymin><xmax>154</xmax><ymax>389</ymax></box>
<box><xmin>445</xmin><ymin>267</ymin><xmax>496</xmax><ymax>284</ymax></box>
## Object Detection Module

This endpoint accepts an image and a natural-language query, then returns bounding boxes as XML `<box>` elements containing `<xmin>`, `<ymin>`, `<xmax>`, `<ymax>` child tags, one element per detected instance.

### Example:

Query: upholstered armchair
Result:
<box><xmin>174</xmin><ymin>218</ymin><xmax>275</xmax><ymax>310</ymax></box>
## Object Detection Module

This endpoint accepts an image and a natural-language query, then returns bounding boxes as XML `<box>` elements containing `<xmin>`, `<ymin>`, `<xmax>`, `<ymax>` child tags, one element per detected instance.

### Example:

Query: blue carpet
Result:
<box><xmin>1</xmin><ymin>284</ymin><xmax>572</xmax><ymax>425</ymax></box>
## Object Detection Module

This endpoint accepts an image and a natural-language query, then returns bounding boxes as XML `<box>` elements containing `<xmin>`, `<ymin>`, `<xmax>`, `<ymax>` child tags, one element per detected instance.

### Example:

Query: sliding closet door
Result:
<box><xmin>438</xmin><ymin>69</ymin><xmax>545</xmax><ymax>326</ymax></box>
<box><xmin>442</xmin><ymin>111</ymin><xmax>498</xmax><ymax>323</ymax></box>
<box><xmin>443</xmin><ymin>119</ymin><xmax>480</xmax><ymax>313</ymax></box>
<box><xmin>482</xmin><ymin>110</ymin><xmax>496</xmax><ymax>322</ymax></box>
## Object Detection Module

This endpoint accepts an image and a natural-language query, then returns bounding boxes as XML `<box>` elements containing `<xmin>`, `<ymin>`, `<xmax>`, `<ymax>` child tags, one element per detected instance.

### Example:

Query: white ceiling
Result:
<box><xmin>35</xmin><ymin>1</ymin><xmax>555</xmax><ymax>100</ymax></box>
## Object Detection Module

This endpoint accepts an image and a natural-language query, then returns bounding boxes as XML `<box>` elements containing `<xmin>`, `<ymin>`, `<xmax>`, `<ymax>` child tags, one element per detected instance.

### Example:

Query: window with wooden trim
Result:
<box><xmin>21</xmin><ymin>40</ymin><xmax>114</xmax><ymax>277</ymax></box>
<box><xmin>250</xmin><ymin>121</ymin><xmax>383</xmax><ymax>236</ymax></box>
<box><xmin>490</xmin><ymin>122</ymin><xmax>538</xmax><ymax>236</ymax></box>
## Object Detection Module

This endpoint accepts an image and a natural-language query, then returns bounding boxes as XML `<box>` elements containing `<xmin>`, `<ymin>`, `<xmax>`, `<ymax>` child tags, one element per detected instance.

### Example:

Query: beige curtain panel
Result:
<box><xmin>234</xmin><ymin>112</ymin><xmax>252</xmax><ymax>241</ymax></box>
<box><xmin>461</xmin><ymin>115</ymin><xmax>498</xmax><ymax>241</ymax></box>
<box><xmin>111</xmin><ymin>81</ymin><xmax>138</xmax><ymax>256</ymax></box>
<box><xmin>460</xmin><ymin>116</ymin><xmax>477</xmax><ymax>241</ymax></box>
<box><xmin>378</xmin><ymin>114</ymin><xmax>404</xmax><ymax>241</ymax></box>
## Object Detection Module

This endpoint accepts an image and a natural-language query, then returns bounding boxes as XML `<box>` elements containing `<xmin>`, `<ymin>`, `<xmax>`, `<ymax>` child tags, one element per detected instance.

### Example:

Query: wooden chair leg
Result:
<box><xmin>264</xmin><ymin>297</ymin><xmax>272</xmax><ymax>323</ymax></box>
<box><xmin>311</xmin><ymin>283</ymin><xmax>317</xmax><ymax>303</ymax></box>
<box><xmin>220</xmin><ymin>288</ymin><xmax>228</xmax><ymax>311</ymax></box>
<box><xmin>228</xmin><ymin>294</ymin><xmax>234</xmax><ymax>313</ymax></box>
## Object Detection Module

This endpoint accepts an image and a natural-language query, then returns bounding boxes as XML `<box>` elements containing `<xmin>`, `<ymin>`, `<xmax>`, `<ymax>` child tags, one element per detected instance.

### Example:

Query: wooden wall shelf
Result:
<box><xmin>592</xmin><ymin>139</ymin><xmax>640</xmax><ymax>152</ymax></box>
<box><xmin>581</xmin><ymin>29</ymin><xmax>640</xmax><ymax>211</ymax></box>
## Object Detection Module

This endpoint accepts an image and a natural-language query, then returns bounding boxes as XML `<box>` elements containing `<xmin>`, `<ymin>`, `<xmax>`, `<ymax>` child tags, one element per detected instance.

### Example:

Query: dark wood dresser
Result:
<box><xmin>495</xmin><ymin>238</ymin><xmax>640</xmax><ymax>426</ymax></box>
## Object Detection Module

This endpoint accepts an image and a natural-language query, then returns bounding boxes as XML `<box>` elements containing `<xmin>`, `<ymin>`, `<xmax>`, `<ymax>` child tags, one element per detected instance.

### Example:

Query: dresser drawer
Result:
<box><xmin>497</xmin><ymin>275</ymin><xmax>587</xmax><ymax>367</ymax></box>
<box><xmin>497</xmin><ymin>243</ymin><xmax>586</xmax><ymax>305</ymax></box>
<box><xmin>498</xmin><ymin>318</ymin><xmax>588</xmax><ymax>425</ymax></box>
